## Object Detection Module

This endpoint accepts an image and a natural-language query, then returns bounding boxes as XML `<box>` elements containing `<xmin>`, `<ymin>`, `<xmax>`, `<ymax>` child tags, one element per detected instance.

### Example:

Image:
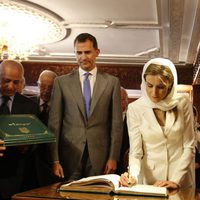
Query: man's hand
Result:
<box><xmin>0</xmin><ymin>140</ymin><xmax>5</xmax><ymax>157</ymax></box>
<box><xmin>104</xmin><ymin>159</ymin><xmax>117</xmax><ymax>174</ymax></box>
<box><xmin>52</xmin><ymin>162</ymin><xmax>64</xmax><ymax>178</ymax></box>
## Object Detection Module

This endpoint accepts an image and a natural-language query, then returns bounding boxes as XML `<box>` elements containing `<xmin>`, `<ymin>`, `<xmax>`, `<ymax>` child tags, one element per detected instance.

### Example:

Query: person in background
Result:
<box><xmin>120</xmin><ymin>58</ymin><xmax>195</xmax><ymax>189</ymax></box>
<box><xmin>117</xmin><ymin>87</ymin><xmax>129</xmax><ymax>174</ymax></box>
<box><xmin>0</xmin><ymin>139</ymin><xmax>5</xmax><ymax>157</ymax></box>
<box><xmin>37</xmin><ymin>70</ymin><xmax>57</xmax><ymax>125</ymax></box>
<box><xmin>193</xmin><ymin>106</ymin><xmax>200</xmax><ymax>189</ymax></box>
<box><xmin>35</xmin><ymin>69</ymin><xmax>58</xmax><ymax>186</ymax></box>
<box><xmin>0</xmin><ymin>59</ymin><xmax>40</xmax><ymax>200</ymax></box>
<box><xmin>48</xmin><ymin>33</ymin><xmax>123</xmax><ymax>181</ymax></box>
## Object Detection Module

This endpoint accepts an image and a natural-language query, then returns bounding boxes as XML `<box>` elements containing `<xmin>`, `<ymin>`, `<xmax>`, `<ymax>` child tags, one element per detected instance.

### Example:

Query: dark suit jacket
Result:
<box><xmin>117</xmin><ymin>116</ymin><xmax>129</xmax><ymax>174</ymax></box>
<box><xmin>29</xmin><ymin>95</ymin><xmax>49</xmax><ymax>126</ymax></box>
<box><xmin>48</xmin><ymin>69</ymin><xmax>123</xmax><ymax>179</ymax></box>
<box><xmin>0</xmin><ymin>92</ymin><xmax>39</xmax><ymax>199</ymax></box>
<box><xmin>30</xmin><ymin>95</ymin><xmax>59</xmax><ymax>186</ymax></box>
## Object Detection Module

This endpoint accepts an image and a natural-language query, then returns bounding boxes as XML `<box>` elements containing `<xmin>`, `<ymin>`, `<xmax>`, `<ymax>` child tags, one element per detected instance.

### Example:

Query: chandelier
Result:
<box><xmin>0</xmin><ymin>0</ymin><xmax>67</xmax><ymax>60</ymax></box>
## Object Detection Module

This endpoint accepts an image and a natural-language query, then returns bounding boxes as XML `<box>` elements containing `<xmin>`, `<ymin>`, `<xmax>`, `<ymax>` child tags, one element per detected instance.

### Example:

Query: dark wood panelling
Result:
<box><xmin>22</xmin><ymin>61</ymin><xmax>193</xmax><ymax>89</ymax></box>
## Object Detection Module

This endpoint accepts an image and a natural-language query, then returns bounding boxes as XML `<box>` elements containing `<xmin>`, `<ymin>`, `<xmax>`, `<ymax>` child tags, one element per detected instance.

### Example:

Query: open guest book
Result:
<box><xmin>59</xmin><ymin>174</ymin><xmax>168</xmax><ymax>197</ymax></box>
<box><xmin>0</xmin><ymin>114</ymin><xmax>56</xmax><ymax>146</ymax></box>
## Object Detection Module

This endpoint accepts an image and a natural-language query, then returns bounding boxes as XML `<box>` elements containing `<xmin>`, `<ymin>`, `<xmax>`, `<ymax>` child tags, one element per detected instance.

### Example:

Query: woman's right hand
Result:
<box><xmin>52</xmin><ymin>162</ymin><xmax>64</xmax><ymax>178</ymax></box>
<box><xmin>119</xmin><ymin>172</ymin><xmax>136</xmax><ymax>187</ymax></box>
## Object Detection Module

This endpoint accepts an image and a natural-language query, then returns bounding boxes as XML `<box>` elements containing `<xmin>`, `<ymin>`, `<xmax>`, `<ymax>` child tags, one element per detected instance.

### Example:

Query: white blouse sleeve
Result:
<box><xmin>170</xmin><ymin>96</ymin><xmax>195</xmax><ymax>184</ymax></box>
<box><xmin>127</xmin><ymin>102</ymin><xmax>143</xmax><ymax>181</ymax></box>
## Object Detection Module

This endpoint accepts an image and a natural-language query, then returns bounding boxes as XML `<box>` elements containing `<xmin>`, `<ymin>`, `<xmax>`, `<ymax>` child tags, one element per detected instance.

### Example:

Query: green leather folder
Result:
<box><xmin>0</xmin><ymin>114</ymin><xmax>56</xmax><ymax>146</ymax></box>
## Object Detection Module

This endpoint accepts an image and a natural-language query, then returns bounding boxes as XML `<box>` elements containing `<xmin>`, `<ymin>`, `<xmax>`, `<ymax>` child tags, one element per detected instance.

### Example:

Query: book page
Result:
<box><xmin>60</xmin><ymin>174</ymin><xmax>120</xmax><ymax>191</ymax></box>
<box><xmin>116</xmin><ymin>184</ymin><xmax>168</xmax><ymax>197</ymax></box>
<box><xmin>59</xmin><ymin>174</ymin><xmax>168</xmax><ymax>197</ymax></box>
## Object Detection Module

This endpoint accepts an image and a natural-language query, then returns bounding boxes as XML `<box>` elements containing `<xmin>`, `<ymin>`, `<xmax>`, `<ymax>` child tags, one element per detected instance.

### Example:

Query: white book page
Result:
<box><xmin>63</xmin><ymin>174</ymin><xmax>120</xmax><ymax>188</ymax></box>
<box><xmin>116</xmin><ymin>184</ymin><xmax>167</xmax><ymax>195</ymax></box>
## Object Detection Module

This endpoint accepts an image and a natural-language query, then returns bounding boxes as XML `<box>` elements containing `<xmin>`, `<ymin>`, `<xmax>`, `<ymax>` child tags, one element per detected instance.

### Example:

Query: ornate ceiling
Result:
<box><xmin>20</xmin><ymin>0</ymin><xmax>200</xmax><ymax>66</ymax></box>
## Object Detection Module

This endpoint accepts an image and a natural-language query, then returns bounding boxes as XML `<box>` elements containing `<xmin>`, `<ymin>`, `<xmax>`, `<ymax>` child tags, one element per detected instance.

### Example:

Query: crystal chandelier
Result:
<box><xmin>0</xmin><ymin>0</ymin><xmax>67</xmax><ymax>60</ymax></box>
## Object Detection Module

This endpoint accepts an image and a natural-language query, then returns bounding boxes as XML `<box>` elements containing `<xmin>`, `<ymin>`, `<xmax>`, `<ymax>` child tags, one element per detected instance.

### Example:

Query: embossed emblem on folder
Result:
<box><xmin>19</xmin><ymin>127</ymin><xmax>30</xmax><ymax>133</ymax></box>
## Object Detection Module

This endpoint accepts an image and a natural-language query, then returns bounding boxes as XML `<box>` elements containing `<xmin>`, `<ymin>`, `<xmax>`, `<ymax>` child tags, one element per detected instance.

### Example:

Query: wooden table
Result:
<box><xmin>12</xmin><ymin>183</ymin><xmax>200</xmax><ymax>200</ymax></box>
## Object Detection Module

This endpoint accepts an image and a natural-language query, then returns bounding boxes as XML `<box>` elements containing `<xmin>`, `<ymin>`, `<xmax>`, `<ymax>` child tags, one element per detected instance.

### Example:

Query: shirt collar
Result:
<box><xmin>79</xmin><ymin>67</ymin><xmax>97</xmax><ymax>77</ymax></box>
<box><xmin>0</xmin><ymin>94</ymin><xmax>14</xmax><ymax>102</ymax></box>
<box><xmin>39</xmin><ymin>99</ymin><xmax>49</xmax><ymax>106</ymax></box>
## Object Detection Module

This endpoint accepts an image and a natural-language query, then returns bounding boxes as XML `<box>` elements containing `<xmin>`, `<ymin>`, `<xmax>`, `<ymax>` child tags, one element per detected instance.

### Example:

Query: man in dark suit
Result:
<box><xmin>34</xmin><ymin>70</ymin><xmax>58</xmax><ymax>186</ymax></box>
<box><xmin>0</xmin><ymin>60</ymin><xmax>39</xmax><ymax>200</ymax></box>
<box><xmin>48</xmin><ymin>33</ymin><xmax>123</xmax><ymax>181</ymax></box>
<box><xmin>37</xmin><ymin>70</ymin><xmax>57</xmax><ymax>126</ymax></box>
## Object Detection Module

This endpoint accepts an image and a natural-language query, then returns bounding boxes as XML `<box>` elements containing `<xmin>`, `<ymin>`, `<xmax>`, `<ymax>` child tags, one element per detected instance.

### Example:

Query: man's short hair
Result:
<box><xmin>74</xmin><ymin>33</ymin><xmax>98</xmax><ymax>49</ymax></box>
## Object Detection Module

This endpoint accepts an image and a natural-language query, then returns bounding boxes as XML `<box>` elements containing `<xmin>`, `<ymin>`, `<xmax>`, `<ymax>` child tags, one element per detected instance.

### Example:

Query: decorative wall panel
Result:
<box><xmin>22</xmin><ymin>61</ymin><xmax>193</xmax><ymax>89</ymax></box>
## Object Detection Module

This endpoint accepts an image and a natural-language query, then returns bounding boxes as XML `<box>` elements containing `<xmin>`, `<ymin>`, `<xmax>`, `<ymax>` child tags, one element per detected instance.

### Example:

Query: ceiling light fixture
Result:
<box><xmin>62</xmin><ymin>20</ymin><xmax>111</xmax><ymax>28</ymax></box>
<box><xmin>0</xmin><ymin>0</ymin><xmax>67</xmax><ymax>60</ymax></box>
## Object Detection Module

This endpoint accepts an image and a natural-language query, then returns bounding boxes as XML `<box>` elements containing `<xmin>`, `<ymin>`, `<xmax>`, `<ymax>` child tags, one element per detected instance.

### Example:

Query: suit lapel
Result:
<box><xmin>90</xmin><ymin>71</ymin><xmax>108</xmax><ymax>117</ymax></box>
<box><xmin>11</xmin><ymin>93</ymin><xmax>34</xmax><ymax>114</ymax></box>
<box><xmin>148</xmin><ymin>107</ymin><xmax>176</xmax><ymax>137</ymax></box>
<box><xmin>11</xmin><ymin>93</ymin><xmax>21</xmax><ymax>113</ymax></box>
<box><xmin>68</xmin><ymin>70</ymin><xmax>86</xmax><ymax>120</ymax></box>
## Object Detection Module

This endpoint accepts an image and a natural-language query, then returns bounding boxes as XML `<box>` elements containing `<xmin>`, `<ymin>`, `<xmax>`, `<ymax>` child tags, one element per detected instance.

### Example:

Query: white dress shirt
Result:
<box><xmin>79</xmin><ymin>67</ymin><xmax>97</xmax><ymax>96</ymax></box>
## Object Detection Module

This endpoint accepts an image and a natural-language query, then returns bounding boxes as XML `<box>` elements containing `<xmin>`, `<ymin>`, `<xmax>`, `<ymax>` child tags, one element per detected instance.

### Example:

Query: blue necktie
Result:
<box><xmin>83</xmin><ymin>72</ymin><xmax>91</xmax><ymax>119</ymax></box>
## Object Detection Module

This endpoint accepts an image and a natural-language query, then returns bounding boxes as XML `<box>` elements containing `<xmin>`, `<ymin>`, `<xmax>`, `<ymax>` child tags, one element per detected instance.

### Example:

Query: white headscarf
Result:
<box><xmin>141</xmin><ymin>57</ymin><xmax>181</xmax><ymax>111</ymax></box>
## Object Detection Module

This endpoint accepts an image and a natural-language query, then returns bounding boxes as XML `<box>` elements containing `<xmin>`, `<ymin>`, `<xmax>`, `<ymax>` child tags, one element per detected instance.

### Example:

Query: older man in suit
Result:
<box><xmin>35</xmin><ymin>70</ymin><xmax>58</xmax><ymax>186</ymax></box>
<box><xmin>0</xmin><ymin>60</ymin><xmax>39</xmax><ymax>200</ymax></box>
<box><xmin>37</xmin><ymin>70</ymin><xmax>57</xmax><ymax>126</ymax></box>
<box><xmin>48</xmin><ymin>33</ymin><xmax>123</xmax><ymax>180</ymax></box>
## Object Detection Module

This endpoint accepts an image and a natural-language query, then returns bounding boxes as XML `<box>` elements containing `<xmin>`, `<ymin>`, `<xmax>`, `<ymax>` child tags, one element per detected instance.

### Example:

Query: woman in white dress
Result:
<box><xmin>120</xmin><ymin>58</ymin><xmax>195</xmax><ymax>189</ymax></box>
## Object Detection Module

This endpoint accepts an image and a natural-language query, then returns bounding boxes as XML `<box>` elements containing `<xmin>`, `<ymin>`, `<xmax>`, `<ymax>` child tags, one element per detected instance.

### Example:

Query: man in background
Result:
<box><xmin>48</xmin><ymin>33</ymin><xmax>123</xmax><ymax>181</ymax></box>
<box><xmin>0</xmin><ymin>59</ymin><xmax>39</xmax><ymax>200</ymax></box>
<box><xmin>37</xmin><ymin>70</ymin><xmax>57</xmax><ymax>125</ymax></box>
<box><xmin>35</xmin><ymin>69</ymin><xmax>58</xmax><ymax>186</ymax></box>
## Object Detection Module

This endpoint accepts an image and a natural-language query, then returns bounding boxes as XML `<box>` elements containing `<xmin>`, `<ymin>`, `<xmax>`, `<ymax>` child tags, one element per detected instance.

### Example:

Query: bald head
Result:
<box><xmin>38</xmin><ymin>70</ymin><xmax>57</xmax><ymax>102</ymax></box>
<box><xmin>38</xmin><ymin>70</ymin><xmax>57</xmax><ymax>83</ymax></box>
<box><xmin>0</xmin><ymin>60</ymin><xmax>24</xmax><ymax>96</ymax></box>
<box><xmin>0</xmin><ymin>60</ymin><xmax>24</xmax><ymax>77</ymax></box>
